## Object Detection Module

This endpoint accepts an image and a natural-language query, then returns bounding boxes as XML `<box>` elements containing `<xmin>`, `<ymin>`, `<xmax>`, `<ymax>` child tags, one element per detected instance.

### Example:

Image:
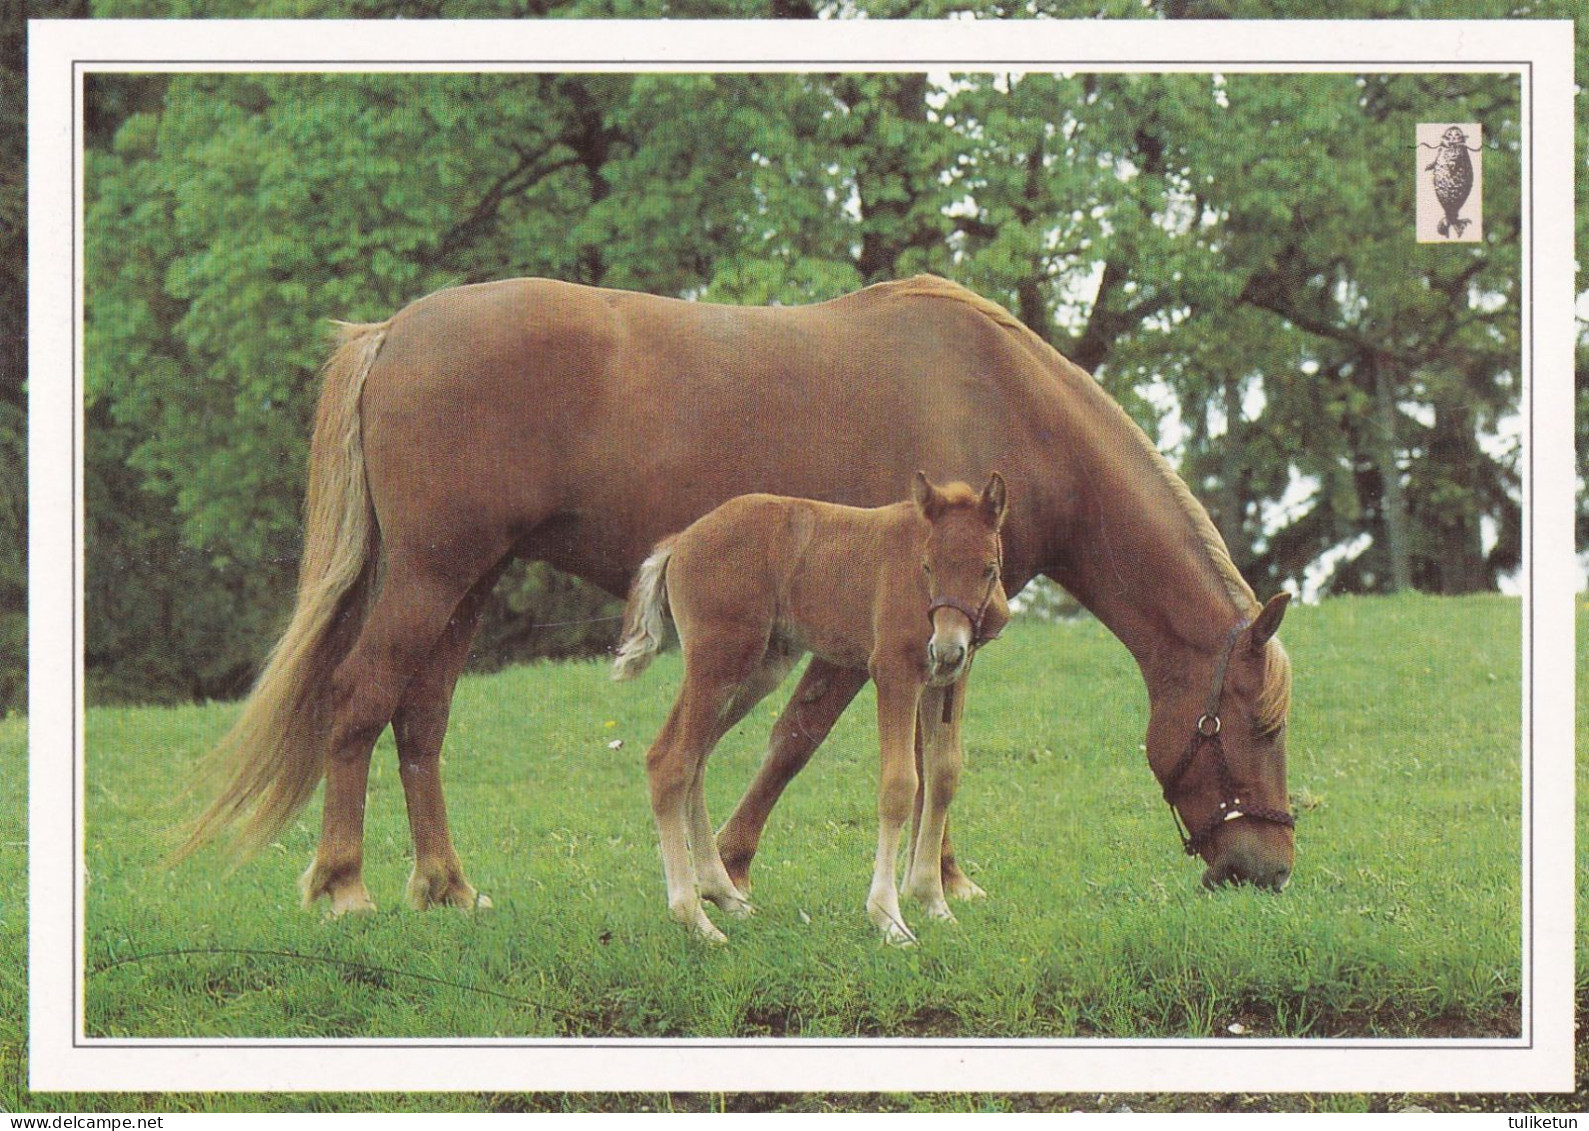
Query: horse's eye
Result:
<box><xmin>984</xmin><ymin>563</ymin><xmax>997</xmax><ymax>579</ymax></box>
<box><xmin>922</xmin><ymin>561</ymin><xmax>932</xmax><ymax>575</ymax></box>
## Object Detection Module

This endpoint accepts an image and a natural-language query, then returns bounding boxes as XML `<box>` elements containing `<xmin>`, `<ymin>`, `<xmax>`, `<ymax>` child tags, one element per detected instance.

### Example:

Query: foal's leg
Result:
<box><xmin>646</xmin><ymin>632</ymin><xmax>766</xmax><ymax>942</ymax></box>
<box><xmin>902</xmin><ymin>684</ymin><xmax>964</xmax><ymax>922</ymax></box>
<box><xmin>716</xmin><ymin>658</ymin><xmax>868</xmax><ymax>892</ymax></box>
<box><xmin>866</xmin><ymin>672</ymin><xmax>923</xmax><ymax>945</ymax></box>
<box><xmin>300</xmin><ymin>556</ymin><xmax>475</xmax><ymax>914</ymax></box>
<box><xmin>686</xmin><ymin>647</ymin><xmax>799</xmax><ymax>916</ymax></box>
<box><xmin>940</xmin><ymin>815</ymin><xmax>985</xmax><ymax>900</ymax></box>
<box><xmin>393</xmin><ymin>563</ymin><xmax>506</xmax><ymax>911</ymax></box>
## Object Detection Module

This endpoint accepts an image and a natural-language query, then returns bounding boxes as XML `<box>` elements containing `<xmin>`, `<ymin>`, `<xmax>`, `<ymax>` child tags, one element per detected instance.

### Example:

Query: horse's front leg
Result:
<box><xmin>902</xmin><ymin>683</ymin><xmax>964</xmax><ymax>922</ymax></box>
<box><xmin>867</xmin><ymin>670</ymin><xmax>922</xmax><ymax>946</ymax></box>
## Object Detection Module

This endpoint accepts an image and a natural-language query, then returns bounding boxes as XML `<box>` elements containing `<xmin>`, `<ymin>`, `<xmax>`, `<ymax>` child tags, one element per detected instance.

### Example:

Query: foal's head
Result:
<box><xmin>912</xmin><ymin>471</ymin><xmax>1009</xmax><ymax>686</ymax></box>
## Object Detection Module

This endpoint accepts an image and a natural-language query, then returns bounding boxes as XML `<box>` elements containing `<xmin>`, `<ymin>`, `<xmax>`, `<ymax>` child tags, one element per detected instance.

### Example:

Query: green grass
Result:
<box><xmin>73</xmin><ymin>593</ymin><xmax>1522</xmax><ymax>1042</ymax></box>
<box><xmin>4</xmin><ymin>593</ymin><xmax>1570</xmax><ymax>1111</ymax></box>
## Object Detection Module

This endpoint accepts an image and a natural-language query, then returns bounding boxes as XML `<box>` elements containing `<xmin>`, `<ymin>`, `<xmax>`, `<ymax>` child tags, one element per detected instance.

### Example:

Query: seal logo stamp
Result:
<box><xmin>1417</xmin><ymin>123</ymin><xmax>1482</xmax><ymax>242</ymax></box>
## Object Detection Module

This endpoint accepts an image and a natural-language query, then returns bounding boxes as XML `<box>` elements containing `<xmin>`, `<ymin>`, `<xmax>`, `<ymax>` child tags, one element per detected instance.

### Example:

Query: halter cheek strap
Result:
<box><xmin>923</xmin><ymin>533</ymin><xmax>1005</xmax><ymax>649</ymax></box>
<box><xmin>1158</xmin><ymin>621</ymin><xmax>1296</xmax><ymax>857</ymax></box>
<box><xmin>924</xmin><ymin>535</ymin><xmax>1004</xmax><ymax>723</ymax></box>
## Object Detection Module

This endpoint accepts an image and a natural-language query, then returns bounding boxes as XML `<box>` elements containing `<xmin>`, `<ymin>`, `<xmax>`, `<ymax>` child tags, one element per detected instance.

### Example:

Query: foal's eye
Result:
<box><xmin>922</xmin><ymin>561</ymin><xmax>932</xmax><ymax>575</ymax></box>
<box><xmin>983</xmin><ymin>563</ymin><xmax>997</xmax><ymax>579</ymax></box>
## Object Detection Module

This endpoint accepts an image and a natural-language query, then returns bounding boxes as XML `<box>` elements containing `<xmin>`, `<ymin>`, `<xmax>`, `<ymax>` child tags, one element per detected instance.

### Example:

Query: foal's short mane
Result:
<box><xmin>893</xmin><ymin>275</ymin><xmax>1291</xmax><ymax>733</ymax></box>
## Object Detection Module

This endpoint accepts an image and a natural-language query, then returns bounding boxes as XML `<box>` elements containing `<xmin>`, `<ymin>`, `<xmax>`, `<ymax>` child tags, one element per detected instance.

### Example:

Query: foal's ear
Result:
<box><xmin>1247</xmin><ymin>592</ymin><xmax>1291</xmax><ymax>654</ymax></box>
<box><xmin>980</xmin><ymin>471</ymin><xmax>1008</xmax><ymax>529</ymax></box>
<box><xmin>912</xmin><ymin>470</ymin><xmax>945</xmax><ymax>519</ymax></box>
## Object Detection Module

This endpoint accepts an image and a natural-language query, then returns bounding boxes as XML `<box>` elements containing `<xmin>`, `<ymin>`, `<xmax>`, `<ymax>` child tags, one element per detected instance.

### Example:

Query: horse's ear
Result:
<box><xmin>980</xmin><ymin>471</ymin><xmax>1008</xmax><ymax>529</ymax></box>
<box><xmin>1248</xmin><ymin>592</ymin><xmax>1291</xmax><ymax>654</ymax></box>
<box><xmin>912</xmin><ymin>471</ymin><xmax>943</xmax><ymax>519</ymax></box>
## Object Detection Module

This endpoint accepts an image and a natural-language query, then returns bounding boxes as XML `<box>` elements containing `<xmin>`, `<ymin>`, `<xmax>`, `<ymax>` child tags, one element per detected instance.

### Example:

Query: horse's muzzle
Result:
<box><xmin>1202</xmin><ymin>859</ymin><xmax>1291</xmax><ymax>892</ymax></box>
<box><xmin>1200</xmin><ymin>827</ymin><xmax>1293</xmax><ymax>891</ymax></box>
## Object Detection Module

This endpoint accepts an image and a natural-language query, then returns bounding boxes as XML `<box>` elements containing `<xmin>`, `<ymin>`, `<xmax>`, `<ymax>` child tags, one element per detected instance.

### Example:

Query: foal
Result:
<box><xmin>612</xmin><ymin>472</ymin><xmax>1009</xmax><ymax>944</ymax></box>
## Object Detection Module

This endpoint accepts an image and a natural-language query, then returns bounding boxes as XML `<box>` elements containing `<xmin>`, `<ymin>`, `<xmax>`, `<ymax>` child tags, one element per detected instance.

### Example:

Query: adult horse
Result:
<box><xmin>178</xmin><ymin>275</ymin><xmax>1294</xmax><ymax>912</ymax></box>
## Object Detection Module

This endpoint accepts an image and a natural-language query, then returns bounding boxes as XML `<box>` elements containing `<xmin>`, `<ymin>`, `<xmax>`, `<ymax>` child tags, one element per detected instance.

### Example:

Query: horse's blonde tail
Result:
<box><xmin>171</xmin><ymin>320</ymin><xmax>389</xmax><ymax>864</ymax></box>
<box><xmin>611</xmin><ymin>537</ymin><xmax>676</xmax><ymax>681</ymax></box>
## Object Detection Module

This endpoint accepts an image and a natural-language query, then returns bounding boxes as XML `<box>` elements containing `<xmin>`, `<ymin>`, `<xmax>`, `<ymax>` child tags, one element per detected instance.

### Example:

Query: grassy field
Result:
<box><xmin>2</xmin><ymin>592</ymin><xmax>1575</xmax><ymax>1111</ymax></box>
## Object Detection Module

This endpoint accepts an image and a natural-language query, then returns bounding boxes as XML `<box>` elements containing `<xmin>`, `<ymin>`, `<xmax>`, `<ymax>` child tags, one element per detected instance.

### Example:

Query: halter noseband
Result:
<box><xmin>1158</xmin><ymin>620</ymin><xmax>1296</xmax><ymax>857</ymax></box>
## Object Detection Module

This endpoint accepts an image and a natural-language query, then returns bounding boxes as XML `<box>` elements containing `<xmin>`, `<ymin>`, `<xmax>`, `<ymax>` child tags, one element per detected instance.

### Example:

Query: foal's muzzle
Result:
<box><xmin>925</xmin><ymin>606</ymin><xmax>975</xmax><ymax>686</ymax></box>
<box><xmin>927</xmin><ymin>638</ymin><xmax>968</xmax><ymax>682</ymax></box>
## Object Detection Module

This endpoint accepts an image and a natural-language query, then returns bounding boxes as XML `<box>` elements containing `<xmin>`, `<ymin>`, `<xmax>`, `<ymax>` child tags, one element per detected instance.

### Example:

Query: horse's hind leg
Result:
<box><xmin>300</xmin><ymin>556</ymin><xmax>480</xmax><ymax>914</ymax></box>
<box><xmin>716</xmin><ymin>658</ymin><xmax>868</xmax><ymax>892</ymax></box>
<box><xmin>394</xmin><ymin>563</ymin><xmax>507</xmax><ymax>911</ymax></box>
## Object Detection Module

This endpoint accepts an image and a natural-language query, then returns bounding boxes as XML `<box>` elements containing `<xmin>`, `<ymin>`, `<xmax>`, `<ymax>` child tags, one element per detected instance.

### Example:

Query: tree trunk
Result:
<box><xmin>1369</xmin><ymin>354</ymin><xmax>1414</xmax><ymax>593</ymax></box>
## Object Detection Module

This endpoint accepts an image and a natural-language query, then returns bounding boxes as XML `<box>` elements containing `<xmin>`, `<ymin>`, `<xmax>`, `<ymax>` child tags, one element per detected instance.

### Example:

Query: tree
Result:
<box><xmin>80</xmin><ymin>47</ymin><xmax>1545</xmax><ymax>703</ymax></box>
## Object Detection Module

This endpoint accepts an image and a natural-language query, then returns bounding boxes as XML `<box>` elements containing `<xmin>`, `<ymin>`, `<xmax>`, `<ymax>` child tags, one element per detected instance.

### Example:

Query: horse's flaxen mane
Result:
<box><xmin>1257</xmin><ymin>641</ymin><xmax>1292</xmax><ymax>736</ymax></box>
<box><xmin>897</xmin><ymin>275</ymin><xmax>1290</xmax><ymax>729</ymax></box>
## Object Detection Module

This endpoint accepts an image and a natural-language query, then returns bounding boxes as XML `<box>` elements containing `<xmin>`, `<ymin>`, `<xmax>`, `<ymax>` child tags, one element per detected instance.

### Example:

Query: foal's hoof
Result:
<box><xmin>882</xmin><ymin>922</ymin><xmax>918</xmax><ymax>948</ymax></box>
<box><xmin>919</xmin><ymin>899</ymin><xmax>958</xmax><ymax>923</ymax></box>
<box><xmin>716</xmin><ymin>896</ymin><xmax>758</xmax><ymax>919</ymax></box>
<box><xmin>703</xmin><ymin>886</ymin><xmax>756</xmax><ymax>918</ymax></box>
<box><xmin>944</xmin><ymin>873</ymin><xmax>987</xmax><ymax>901</ymax></box>
<box><xmin>671</xmin><ymin>903</ymin><xmax>729</xmax><ymax>944</ymax></box>
<box><xmin>868</xmin><ymin>905</ymin><xmax>918</xmax><ymax>947</ymax></box>
<box><xmin>683</xmin><ymin>915</ymin><xmax>728</xmax><ymax>945</ymax></box>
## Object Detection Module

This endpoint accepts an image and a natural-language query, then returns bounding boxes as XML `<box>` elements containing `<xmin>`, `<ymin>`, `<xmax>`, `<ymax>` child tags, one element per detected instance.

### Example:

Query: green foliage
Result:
<box><xmin>80</xmin><ymin>47</ymin><xmax>1543</xmax><ymax>704</ymax></box>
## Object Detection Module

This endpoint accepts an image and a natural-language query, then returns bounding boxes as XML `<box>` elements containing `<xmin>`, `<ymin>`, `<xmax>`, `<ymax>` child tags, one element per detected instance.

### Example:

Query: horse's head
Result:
<box><xmin>912</xmin><ymin>471</ymin><xmax>1009</xmax><ymax>687</ymax></box>
<box><xmin>1145</xmin><ymin>593</ymin><xmax>1295</xmax><ymax>891</ymax></box>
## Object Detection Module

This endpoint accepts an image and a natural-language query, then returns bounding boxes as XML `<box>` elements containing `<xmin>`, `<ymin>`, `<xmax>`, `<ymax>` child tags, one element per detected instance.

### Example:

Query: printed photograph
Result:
<box><xmin>74</xmin><ymin>65</ymin><xmax>1527</xmax><ymax>1052</ymax></box>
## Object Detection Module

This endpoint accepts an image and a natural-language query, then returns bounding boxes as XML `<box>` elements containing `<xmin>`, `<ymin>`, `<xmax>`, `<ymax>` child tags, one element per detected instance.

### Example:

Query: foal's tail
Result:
<box><xmin>611</xmin><ymin>537</ymin><xmax>676</xmax><ymax>682</ymax></box>
<box><xmin>172</xmin><ymin>320</ymin><xmax>389</xmax><ymax>864</ymax></box>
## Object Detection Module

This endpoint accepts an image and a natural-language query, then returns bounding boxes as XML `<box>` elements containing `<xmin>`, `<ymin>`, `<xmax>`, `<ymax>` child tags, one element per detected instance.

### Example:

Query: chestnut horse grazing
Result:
<box><xmin>612</xmin><ymin>473</ymin><xmax>1009</xmax><ymax>944</ymax></box>
<box><xmin>176</xmin><ymin>275</ymin><xmax>1294</xmax><ymax>913</ymax></box>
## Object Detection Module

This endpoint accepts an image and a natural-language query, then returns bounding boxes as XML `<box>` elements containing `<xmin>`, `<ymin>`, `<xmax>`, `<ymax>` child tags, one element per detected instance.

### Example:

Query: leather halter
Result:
<box><xmin>924</xmin><ymin>533</ymin><xmax>1003</xmax><ymax>723</ymax></box>
<box><xmin>1158</xmin><ymin>620</ymin><xmax>1296</xmax><ymax>857</ymax></box>
<box><xmin>924</xmin><ymin>533</ymin><xmax>1004</xmax><ymax>649</ymax></box>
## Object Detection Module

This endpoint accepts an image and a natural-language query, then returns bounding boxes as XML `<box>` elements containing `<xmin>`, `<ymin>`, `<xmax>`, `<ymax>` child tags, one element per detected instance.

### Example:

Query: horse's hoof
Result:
<box><xmin>703</xmin><ymin>885</ymin><xmax>756</xmax><ymax>918</ymax></box>
<box><xmin>300</xmin><ymin>862</ymin><xmax>375</xmax><ymax>914</ymax></box>
<box><xmin>406</xmin><ymin>864</ymin><xmax>489</xmax><ymax>911</ymax></box>
<box><xmin>692</xmin><ymin>918</ymin><xmax>729</xmax><ymax>945</ymax></box>
<box><xmin>327</xmin><ymin>891</ymin><xmax>377</xmax><ymax>916</ymax></box>
<box><xmin>671</xmin><ymin>901</ymin><xmax>728</xmax><ymax>944</ymax></box>
<box><xmin>409</xmin><ymin>883</ymin><xmax>491</xmax><ymax>912</ymax></box>
<box><xmin>882</xmin><ymin>923</ymin><xmax>918</xmax><ymax>947</ymax></box>
<box><xmin>944</xmin><ymin>875</ymin><xmax>987</xmax><ymax>901</ymax></box>
<box><xmin>869</xmin><ymin>905</ymin><xmax>917</xmax><ymax>946</ymax></box>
